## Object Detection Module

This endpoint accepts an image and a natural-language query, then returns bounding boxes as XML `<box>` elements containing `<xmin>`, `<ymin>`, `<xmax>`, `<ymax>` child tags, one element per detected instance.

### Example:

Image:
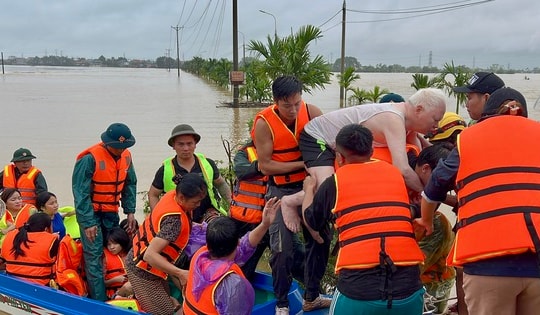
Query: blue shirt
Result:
<box><xmin>52</xmin><ymin>212</ymin><xmax>66</xmax><ymax>239</ymax></box>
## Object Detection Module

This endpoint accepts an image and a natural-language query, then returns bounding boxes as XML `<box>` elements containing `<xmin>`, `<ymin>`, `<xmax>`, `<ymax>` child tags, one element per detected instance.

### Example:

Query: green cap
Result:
<box><xmin>11</xmin><ymin>148</ymin><xmax>37</xmax><ymax>162</ymax></box>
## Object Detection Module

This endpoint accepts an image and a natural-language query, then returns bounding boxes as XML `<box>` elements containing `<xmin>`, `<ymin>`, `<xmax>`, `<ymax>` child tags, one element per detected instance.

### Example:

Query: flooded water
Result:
<box><xmin>1</xmin><ymin>66</ymin><xmax>539</xmax><ymax>220</ymax></box>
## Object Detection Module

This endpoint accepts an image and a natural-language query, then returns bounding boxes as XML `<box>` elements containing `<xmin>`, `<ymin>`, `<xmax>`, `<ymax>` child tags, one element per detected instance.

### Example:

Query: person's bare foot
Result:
<box><xmin>281</xmin><ymin>195</ymin><xmax>301</xmax><ymax>233</ymax></box>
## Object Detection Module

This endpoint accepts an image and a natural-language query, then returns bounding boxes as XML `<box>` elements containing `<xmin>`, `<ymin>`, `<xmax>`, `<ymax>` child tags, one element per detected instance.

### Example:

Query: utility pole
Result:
<box><xmin>232</xmin><ymin>0</ymin><xmax>239</xmax><ymax>107</ymax></box>
<box><xmin>172</xmin><ymin>25</ymin><xmax>182</xmax><ymax>77</ymax></box>
<box><xmin>165</xmin><ymin>49</ymin><xmax>171</xmax><ymax>72</ymax></box>
<box><xmin>1</xmin><ymin>52</ymin><xmax>4</xmax><ymax>75</ymax></box>
<box><xmin>339</xmin><ymin>0</ymin><xmax>346</xmax><ymax>108</ymax></box>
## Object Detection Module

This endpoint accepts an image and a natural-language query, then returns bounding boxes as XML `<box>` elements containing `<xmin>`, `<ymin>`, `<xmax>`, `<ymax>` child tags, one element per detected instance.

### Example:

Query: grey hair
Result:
<box><xmin>408</xmin><ymin>88</ymin><xmax>447</xmax><ymax>111</ymax></box>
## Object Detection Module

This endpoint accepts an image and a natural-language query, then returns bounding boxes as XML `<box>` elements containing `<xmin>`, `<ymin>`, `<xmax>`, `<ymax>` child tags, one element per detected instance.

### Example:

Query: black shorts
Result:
<box><xmin>299</xmin><ymin>130</ymin><xmax>335</xmax><ymax>168</ymax></box>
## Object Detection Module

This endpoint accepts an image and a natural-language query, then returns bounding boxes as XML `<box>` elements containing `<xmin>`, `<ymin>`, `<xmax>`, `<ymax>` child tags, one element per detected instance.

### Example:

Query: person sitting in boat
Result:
<box><xmin>1</xmin><ymin>188</ymin><xmax>38</xmax><ymax>230</ymax></box>
<box><xmin>183</xmin><ymin>197</ymin><xmax>280</xmax><ymax>315</ymax></box>
<box><xmin>0</xmin><ymin>198</ymin><xmax>13</xmax><ymax>250</ymax></box>
<box><xmin>125</xmin><ymin>173</ymin><xmax>208</xmax><ymax>315</ymax></box>
<box><xmin>302</xmin><ymin>124</ymin><xmax>426</xmax><ymax>314</ymax></box>
<box><xmin>1</xmin><ymin>147</ymin><xmax>48</xmax><ymax>206</ymax></box>
<box><xmin>2</xmin><ymin>212</ymin><xmax>60</xmax><ymax>286</ymax></box>
<box><xmin>103</xmin><ymin>227</ymin><xmax>132</xmax><ymax>299</ymax></box>
<box><xmin>36</xmin><ymin>191</ymin><xmax>75</xmax><ymax>240</ymax></box>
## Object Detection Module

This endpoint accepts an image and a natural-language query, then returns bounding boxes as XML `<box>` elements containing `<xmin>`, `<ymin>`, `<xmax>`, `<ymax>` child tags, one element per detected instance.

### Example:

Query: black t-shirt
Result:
<box><xmin>151</xmin><ymin>155</ymin><xmax>220</xmax><ymax>223</ymax></box>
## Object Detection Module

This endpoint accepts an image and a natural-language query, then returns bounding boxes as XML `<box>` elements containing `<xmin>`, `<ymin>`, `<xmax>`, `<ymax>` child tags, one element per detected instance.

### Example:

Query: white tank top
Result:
<box><xmin>303</xmin><ymin>103</ymin><xmax>405</xmax><ymax>149</ymax></box>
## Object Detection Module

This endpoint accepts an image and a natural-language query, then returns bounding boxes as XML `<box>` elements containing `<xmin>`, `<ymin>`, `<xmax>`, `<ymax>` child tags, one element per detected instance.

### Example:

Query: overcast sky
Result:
<box><xmin>1</xmin><ymin>0</ymin><xmax>538</xmax><ymax>69</ymax></box>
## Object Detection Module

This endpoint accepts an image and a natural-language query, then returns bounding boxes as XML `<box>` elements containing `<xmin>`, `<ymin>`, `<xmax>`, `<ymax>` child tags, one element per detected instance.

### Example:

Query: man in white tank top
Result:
<box><xmin>280</xmin><ymin>88</ymin><xmax>447</xmax><ymax>234</ymax></box>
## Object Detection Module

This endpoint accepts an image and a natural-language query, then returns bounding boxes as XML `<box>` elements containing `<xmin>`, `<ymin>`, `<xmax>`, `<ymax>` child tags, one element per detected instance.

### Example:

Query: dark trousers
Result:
<box><xmin>267</xmin><ymin>184</ymin><xmax>331</xmax><ymax>307</ymax></box>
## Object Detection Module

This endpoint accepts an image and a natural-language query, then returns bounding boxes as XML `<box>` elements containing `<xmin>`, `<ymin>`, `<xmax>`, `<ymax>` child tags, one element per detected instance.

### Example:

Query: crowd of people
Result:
<box><xmin>0</xmin><ymin>71</ymin><xmax>538</xmax><ymax>315</ymax></box>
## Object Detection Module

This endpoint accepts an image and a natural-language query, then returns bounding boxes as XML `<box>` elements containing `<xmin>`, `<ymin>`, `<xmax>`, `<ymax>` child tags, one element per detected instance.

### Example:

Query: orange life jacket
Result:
<box><xmin>2</xmin><ymin>164</ymin><xmax>40</xmax><ymax>205</ymax></box>
<box><xmin>229</xmin><ymin>145</ymin><xmax>268</xmax><ymax>224</ymax></box>
<box><xmin>251</xmin><ymin>102</ymin><xmax>309</xmax><ymax>185</ymax></box>
<box><xmin>3</xmin><ymin>230</ymin><xmax>57</xmax><ymax>285</ymax></box>
<box><xmin>55</xmin><ymin>234</ymin><xmax>86</xmax><ymax>296</ymax></box>
<box><xmin>14</xmin><ymin>203</ymin><xmax>38</xmax><ymax>229</ymax></box>
<box><xmin>449</xmin><ymin>116</ymin><xmax>540</xmax><ymax>266</ymax></box>
<box><xmin>332</xmin><ymin>161</ymin><xmax>424</xmax><ymax>272</ymax></box>
<box><xmin>372</xmin><ymin>144</ymin><xmax>420</xmax><ymax>164</ymax></box>
<box><xmin>183</xmin><ymin>246</ymin><xmax>247</xmax><ymax>315</ymax></box>
<box><xmin>76</xmin><ymin>143</ymin><xmax>132</xmax><ymax>212</ymax></box>
<box><xmin>132</xmin><ymin>191</ymin><xmax>191</xmax><ymax>279</ymax></box>
<box><xmin>104</xmin><ymin>248</ymin><xmax>127</xmax><ymax>298</ymax></box>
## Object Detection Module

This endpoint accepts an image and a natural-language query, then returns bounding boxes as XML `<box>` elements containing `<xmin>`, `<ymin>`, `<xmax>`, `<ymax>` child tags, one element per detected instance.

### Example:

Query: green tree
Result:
<box><xmin>365</xmin><ymin>85</ymin><xmax>390</xmax><ymax>103</ymax></box>
<box><xmin>332</xmin><ymin>56</ymin><xmax>361</xmax><ymax>72</ymax></box>
<box><xmin>410</xmin><ymin>73</ymin><xmax>443</xmax><ymax>90</ymax></box>
<box><xmin>338</xmin><ymin>67</ymin><xmax>360</xmax><ymax>107</ymax></box>
<box><xmin>348</xmin><ymin>87</ymin><xmax>369</xmax><ymax>106</ymax></box>
<box><xmin>248</xmin><ymin>25</ymin><xmax>332</xmax><ymax>93</ymax></box>
<box><xmin>437</xmin><ymin>61</ymin><xmax>471</xmax><ymax>113</ymax></box>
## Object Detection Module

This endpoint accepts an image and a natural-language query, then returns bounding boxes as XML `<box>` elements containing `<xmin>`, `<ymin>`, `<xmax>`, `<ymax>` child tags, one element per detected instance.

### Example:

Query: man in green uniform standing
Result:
<box><xmin>72</xmin><ymin>122</ymin><xmax>137</xmax><ymax>301</ymax></box>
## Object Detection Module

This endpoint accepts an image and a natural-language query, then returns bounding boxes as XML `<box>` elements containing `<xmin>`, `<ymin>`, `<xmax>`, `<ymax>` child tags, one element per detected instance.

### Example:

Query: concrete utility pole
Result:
<box><xmin>339</xmin><ymin>0</ymin><xmax>346</xmax><ymax>108</ymax></box>
<box><xmin>165</xmin><ymin>49</ymin><xmax>171</xmax><ymax>72</ymax></box>
<box><xmin>232</xmin><ymin>0</ymin><xmax>239</xmax><ymax>106</ymax></box>
<box><xmin>171</xmin><ymin>26</ymin><xmax>182</xmax><ymax>77</ymax></box>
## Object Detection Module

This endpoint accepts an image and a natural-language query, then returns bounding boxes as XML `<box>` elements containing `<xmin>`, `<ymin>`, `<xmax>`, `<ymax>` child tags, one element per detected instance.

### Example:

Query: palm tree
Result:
<box><xmin>365</xmin><ymin>85</ymin><xmax>390</xmax><ymax>103</ymax></box>
<box><xmin>410</xmin><ymin>73</ymin><xmax>443</xmax><ymax>90</ymax></box>
<box><xmin>437</xmin><ymin>61</ymin><xmax>471</xmax><ymax>113</ymax></box>
<box><xmin>348</xmin><ymin>87</ymin><xmax>369</xmax><ymax>106</ymax></box>
<box><xmin>338</xmin><ymin>67</ymin><xmax>360</xmax><ymax>107</ymax></box>
<box><xmin>248</xmin><ymin>25</ymin><xmax>332</xmax><ymax>94</ymax></box>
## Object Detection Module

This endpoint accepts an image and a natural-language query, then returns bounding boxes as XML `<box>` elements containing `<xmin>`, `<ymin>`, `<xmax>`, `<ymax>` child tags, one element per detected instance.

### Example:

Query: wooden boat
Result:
<box><xmin>0</xmin><ymin>271</ymin><xmax>329</xmax><ymax>315</ymax></box>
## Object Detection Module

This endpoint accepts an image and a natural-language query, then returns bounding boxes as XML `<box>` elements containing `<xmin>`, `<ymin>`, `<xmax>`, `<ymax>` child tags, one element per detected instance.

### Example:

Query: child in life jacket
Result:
<box><xmin>103</xmin><ymin>227</ymin><xmax>133</xmax><ymax>299</ymax></box>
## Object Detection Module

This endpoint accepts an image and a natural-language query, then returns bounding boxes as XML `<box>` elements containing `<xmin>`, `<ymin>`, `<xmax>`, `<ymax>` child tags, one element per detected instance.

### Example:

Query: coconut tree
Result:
<box><xmin>248</xmin><ymin>25</ymin><xmax>332</xmax><ymax>94</ymax></box>
<box><xmin>338</xmin><ymin>67</ymin><xmax>360</xmax><ymax>107</ymax></box>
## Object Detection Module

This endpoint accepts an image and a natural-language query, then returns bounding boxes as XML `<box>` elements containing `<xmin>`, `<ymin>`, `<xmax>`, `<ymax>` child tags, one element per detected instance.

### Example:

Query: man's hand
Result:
<box><xmin>85</xmin><ymin>225</ymin><xmax>99</xmax><ymax>243</ymax></box>
<box><xmin>413</xmin><ymin>217</ymin><xmax>433</xmax><ymax>239</ymax></box>
<box><xmin>126</xmin><ymin>213</ymin><xmax>137</xmax><ymax>235</ymax></box>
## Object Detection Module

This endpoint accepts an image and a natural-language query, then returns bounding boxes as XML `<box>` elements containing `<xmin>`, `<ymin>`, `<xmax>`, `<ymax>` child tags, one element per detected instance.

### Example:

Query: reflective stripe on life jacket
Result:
<box><xmin>251</xmin><ymin>102</ymin><xmax>309</xmax><ymax>185</ymax></box>
<box><xmin>449</xmin><ymin>116</ymin><xmax>540</xmax><ymax>266</ymax></box>
<box><xmin>0</xmin><ymin>211</ymin><xmax>14</xmax><ymax>248</ymax></box>
<box><xmin>3</xmin><ymin>230</ymin><xmax>57</xmax><ymax>286</ymax></box>
<box><xmin>132</xmin><ymin>191</ymin><xmax>191</xmax><ymax>279</ymax></box>
<box><xmin>14</xmin><ymin>203</ymin><xmax>38</xmax><ymax>229</ymax></box>
<box><xmin>76</xmin><ymin>143</ymin><xmax>132</xmax><ymax>213</ymax></box>
<box><xmin>183</xmin><ymin>246</ymin><xmax>247</xmax><ymax>315</ymax></box>
<box><xmin>229</xmin><ymin>145</ymin><xmax>268</xmax><ymax>224</ymax></box>
<box><xmin>333</xmin><ymin>161</ymin><xmax>424</xmax><ymax>271</ymax></box>
<box><xmin>3</xmin><ymin>164</ymin><xmax>40</xmax><ymax>205</ymax></box>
